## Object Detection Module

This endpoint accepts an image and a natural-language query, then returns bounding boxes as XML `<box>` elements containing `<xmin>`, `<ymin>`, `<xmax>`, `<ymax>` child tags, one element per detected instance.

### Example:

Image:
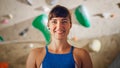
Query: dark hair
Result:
<box><xmin>48</xmin><ymin>5</ymin><xmax>71</xmax><ymax>24</ymax></box>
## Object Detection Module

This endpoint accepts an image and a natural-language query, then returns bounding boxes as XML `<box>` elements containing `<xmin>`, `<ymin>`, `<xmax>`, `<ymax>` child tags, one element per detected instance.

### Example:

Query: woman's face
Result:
<box><xmin>48</xmin><ymin>17</ymin><xmax>72</xmax><ymax>40</ymax></box>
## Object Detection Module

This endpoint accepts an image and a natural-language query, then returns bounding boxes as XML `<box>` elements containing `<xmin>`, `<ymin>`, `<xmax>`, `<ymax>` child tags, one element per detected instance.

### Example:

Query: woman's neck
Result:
<box><xmin>48</xmin><ymin>39</ymin><xmax>71</xmax><ymax>53</ymax></box>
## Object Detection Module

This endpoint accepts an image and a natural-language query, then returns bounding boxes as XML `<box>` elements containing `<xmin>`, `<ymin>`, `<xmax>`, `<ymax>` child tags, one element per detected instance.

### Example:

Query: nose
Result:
<box><xmin>56</xmin><ymin>22</ymin><xmax>63</xmax><ymax>29</ymax></box>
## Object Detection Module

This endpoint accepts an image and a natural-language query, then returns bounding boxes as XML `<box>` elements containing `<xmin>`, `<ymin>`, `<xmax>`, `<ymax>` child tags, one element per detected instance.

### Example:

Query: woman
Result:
<box><xmin>26</xmin><ymin>5</ymin><xmax>93</xmax><ymax>68</ymax></box>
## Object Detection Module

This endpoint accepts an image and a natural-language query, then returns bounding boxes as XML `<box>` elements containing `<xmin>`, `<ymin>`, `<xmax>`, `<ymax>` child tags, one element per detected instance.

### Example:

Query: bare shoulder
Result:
<box><xmin>73</xmin><ymin>47</ymin><xmax>89</xmax><ymax>56</ymax></box>
<box><xmin>31</xmin><ymin>47</ymin><xmax>45</xmax><ymax>54</ymax></box>
<box><xmin>27</xmin><ymin>46</ymin><xmax>46</xmax><ymax>60</ymax></box>
<box><xmin>73</xmin><ymin>47</ymin><xmax>93</xmax><ymax>68</ymax></box>
<box><xmin>26</xmin><ymin>47</ymin><xmax>46</xmax><ymax>68</ymax></box>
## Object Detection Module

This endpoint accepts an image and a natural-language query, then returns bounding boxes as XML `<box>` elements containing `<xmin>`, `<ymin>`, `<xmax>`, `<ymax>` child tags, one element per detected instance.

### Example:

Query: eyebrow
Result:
<box><xmin>51</xmin><ymin>18</ymin><xmax>69</xmax><ymax>20</ymax></box>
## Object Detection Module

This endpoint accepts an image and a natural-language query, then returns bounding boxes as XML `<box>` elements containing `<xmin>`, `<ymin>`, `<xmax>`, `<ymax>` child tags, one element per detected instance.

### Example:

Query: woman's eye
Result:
<box><xmin>52</xmin><ymin>21</ymin><xmax>57</xmax><ymax>24</ymax></box>
<box><xmin>62</xmin><ymin>20</ymin><xmax>67</xmax><ymax>24</ymax></box>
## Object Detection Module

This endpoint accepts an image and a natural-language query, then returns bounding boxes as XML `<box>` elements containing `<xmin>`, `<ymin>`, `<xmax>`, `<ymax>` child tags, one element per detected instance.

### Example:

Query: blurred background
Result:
<box><xmin>0</xmin><ymin>0</ymin><xmax>120</xmax><ymax>68</ymax></box>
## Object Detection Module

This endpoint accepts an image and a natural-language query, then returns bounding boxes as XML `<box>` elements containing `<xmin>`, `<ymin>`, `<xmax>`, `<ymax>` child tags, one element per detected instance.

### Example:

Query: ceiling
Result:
<box><xmin>0</xmin><ymin>0</ymin><xmax>120</xmax><ymax>40</ymax></box>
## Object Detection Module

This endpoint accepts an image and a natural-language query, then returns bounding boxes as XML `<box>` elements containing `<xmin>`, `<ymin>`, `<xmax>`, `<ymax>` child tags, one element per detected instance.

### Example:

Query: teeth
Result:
<box><xmin>56</xmin><ymin>30</ymin><xmax>64</xmax><ymax>33</ymax></box>
<box><xmin>57</xmin><ymin>31</ymin><xmax>63</xmax><ymax>33</ymax></box>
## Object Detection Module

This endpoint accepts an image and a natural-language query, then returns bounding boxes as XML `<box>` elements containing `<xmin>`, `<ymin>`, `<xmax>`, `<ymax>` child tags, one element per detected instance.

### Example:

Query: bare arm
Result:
<box><xmin>73</xmin><ymin>48</ymin><xmax>93</xmax><ymax>68</ymax></box>
<box><xmin>26</xmin><ymin>47</ymin><xmax>46</xmax><ymax>68</ymax></box>
<box><xmin>26</xmin><ymin>49</ymin><xmax>37</xmax><ymax>68</ymax></box>
<box><xmin>80</xmin><ymin>49</ymin><xmax>93</xmax><ymax>68</ymax></box>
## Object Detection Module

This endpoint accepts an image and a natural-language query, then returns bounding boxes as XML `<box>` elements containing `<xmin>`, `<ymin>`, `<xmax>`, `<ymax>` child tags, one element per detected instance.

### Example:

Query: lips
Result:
<box><xmin>55</xmin><ymin>30</ymin><xmax>65</xmax><ymax>34</ymax></box>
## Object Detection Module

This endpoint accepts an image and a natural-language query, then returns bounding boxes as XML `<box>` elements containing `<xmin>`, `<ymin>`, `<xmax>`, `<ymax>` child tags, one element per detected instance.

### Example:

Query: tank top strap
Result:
<box><xmin>70</xmin><ymin>46</ymin><xmax>74</xmax><ymax>54</ymax></box>
<box><xmin>45</xmin><ymin>46</ymin><xmax>49</xmax><ymax>54</ymax></box>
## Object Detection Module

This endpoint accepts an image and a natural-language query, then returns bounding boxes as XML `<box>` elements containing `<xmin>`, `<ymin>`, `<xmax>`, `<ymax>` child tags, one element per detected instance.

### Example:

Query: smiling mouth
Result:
<box><xmin>55</xmin><ymin>30</ymin><xmax>65</xmax><ymax>34</ymax></box>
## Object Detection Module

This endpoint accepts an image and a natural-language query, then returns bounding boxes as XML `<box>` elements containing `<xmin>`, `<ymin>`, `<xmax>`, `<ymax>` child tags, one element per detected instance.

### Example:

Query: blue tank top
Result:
<box><xmin>42</xmin><ymin>46</ymin><xmax>75</xmax><ymax>68</ymax></box>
